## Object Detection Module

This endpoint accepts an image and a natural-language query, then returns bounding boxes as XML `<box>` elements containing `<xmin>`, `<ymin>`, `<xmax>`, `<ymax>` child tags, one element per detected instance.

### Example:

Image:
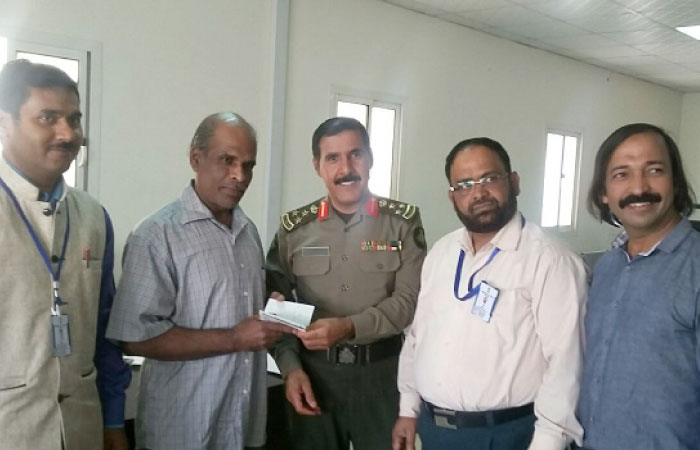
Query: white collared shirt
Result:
<box><xmin>398</xmin><ymin>212</ymin><xmax>587</xmax><ymax>449</ymax></box>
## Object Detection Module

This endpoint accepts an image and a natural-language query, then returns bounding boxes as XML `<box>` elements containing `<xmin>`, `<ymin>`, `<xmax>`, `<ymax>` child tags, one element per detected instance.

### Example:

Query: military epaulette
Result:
<box><xmin>375</xmin><ymin>197</ymin><xmax>418</xmax><ymax>222</ymax></box>
<box><xmin>280</xmin><ymin>198</ymin><xmax>326</xmax><ymax>232</ymax></box>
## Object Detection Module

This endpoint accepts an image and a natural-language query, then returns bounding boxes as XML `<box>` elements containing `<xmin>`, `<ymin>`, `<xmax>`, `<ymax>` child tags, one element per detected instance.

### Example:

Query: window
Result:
<box><xmin>0</xmin><ymin>36</ymin><xmax>90</xmax><ymax>190</ymax></box>
<box><xmin>335</xmin><ymin>94</ymin><xmax>401</xmax><ymax>198</ymax></box>
<box><xmin>541</xmin><ymin>130</ymin><xmax>580</xmax><ymax>229</ymax></box>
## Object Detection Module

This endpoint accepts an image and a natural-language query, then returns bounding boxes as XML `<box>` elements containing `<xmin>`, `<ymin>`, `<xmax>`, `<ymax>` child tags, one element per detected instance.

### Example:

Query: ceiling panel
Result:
<box><xmin>381</xmin><ymin>0</ymin><xmax>700</xmax><ymax>92</ymax></box>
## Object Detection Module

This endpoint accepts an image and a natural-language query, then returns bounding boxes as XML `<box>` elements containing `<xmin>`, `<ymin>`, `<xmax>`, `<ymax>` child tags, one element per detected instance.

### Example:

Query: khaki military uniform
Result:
<box><xmin>266</xmin><ymin>194</ymin><xmax>426</xmax><ymax>450</ymax></box>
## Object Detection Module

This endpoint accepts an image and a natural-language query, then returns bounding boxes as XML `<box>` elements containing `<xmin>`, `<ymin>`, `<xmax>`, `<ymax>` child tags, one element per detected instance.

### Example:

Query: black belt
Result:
<box><xmin>424</xmin><ymin>401</ymin><xmax>534</xmax><ymax>429</ymax></box>
<box><xmin>306</xmin><ymin>334</ymin><xmax>403</xmax><ymax>365</ymax></box>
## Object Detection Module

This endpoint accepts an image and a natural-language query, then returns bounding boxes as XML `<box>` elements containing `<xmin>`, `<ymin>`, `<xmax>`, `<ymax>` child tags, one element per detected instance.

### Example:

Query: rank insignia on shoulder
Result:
<box><xmin>361</xmin><ymin>240</ymin><xmax>402</xmax><ymax>251</ymax></box>
<box><xmin>375</xmin><ymin>197</ymin><xmax>418</xmax><ymax>222</ymax></box>
<box><xmin>281</xmin><ymin>198</ymin><xmax>325</xmax><ymax>232</ymax></box>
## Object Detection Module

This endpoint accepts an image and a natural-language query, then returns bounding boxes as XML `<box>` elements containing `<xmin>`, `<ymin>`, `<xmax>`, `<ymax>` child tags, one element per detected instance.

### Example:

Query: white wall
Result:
<box><xmin>679</xmin><ymin>94</ymin><xmax>700</xmax><ymax>214</ymax></box>
<box><xmin>282</xmin><ymin>0</ymin><xmax>684</xmax><ymax>253</ymax></box>
<box><xmin>0</xmin><ymin>0</ymin><xmax>279</xmax><ymax>271</ymax></box>
<box><xmin>0</xmin><ymin>0</ymin><xmax>690</xmax><ymax>263</ymax></box>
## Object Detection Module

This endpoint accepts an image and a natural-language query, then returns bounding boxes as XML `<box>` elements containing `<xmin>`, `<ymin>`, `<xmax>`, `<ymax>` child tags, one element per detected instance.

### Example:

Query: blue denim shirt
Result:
<box><xmin>578</xmin><ymin>219</ymin><xmax>700</xmax><ymax>450</ymax></box>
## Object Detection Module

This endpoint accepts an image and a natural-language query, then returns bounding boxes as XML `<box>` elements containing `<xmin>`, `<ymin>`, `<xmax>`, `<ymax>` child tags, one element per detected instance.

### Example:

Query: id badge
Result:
<box><xmin>471</xmin><ymin>282</ymin><xmax>499</xmax><ymax>323</ymax></box>
<box><xmin>51</xmin><ymin>315</ymin><xmax>72</xmax><ymax>357</ymax></box>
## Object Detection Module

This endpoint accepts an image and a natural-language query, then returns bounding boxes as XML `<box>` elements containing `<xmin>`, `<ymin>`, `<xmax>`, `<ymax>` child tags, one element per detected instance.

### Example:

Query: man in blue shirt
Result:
<box><xmin>579</xmin><ymin>123</ymin><xmax>700</xmax><ymax>449</ymax></box>
<box><xmin>0</xmin><ymin>59</ymin><xmax>131</xmax><ymax>450</ymax></box>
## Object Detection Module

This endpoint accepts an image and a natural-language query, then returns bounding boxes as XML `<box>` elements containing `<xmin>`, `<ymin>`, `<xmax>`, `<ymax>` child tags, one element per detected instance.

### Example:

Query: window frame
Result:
<box><xmin>332</xmin><ymin>91</ymin><xmax>403</xmax><ymax>199</ymax></box>
<box><xmin>1</xmin><ymin>29</ymin><xmax>102</xmax><ymax>195</ymax></box>
<box><xmin>540</xmin><ymin>128</ymin><xmax>583</xmax><ymax>232</ymax></box>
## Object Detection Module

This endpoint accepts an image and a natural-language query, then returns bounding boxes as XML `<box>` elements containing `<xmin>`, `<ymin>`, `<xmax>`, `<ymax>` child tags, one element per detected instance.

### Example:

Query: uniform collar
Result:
<box><xmin>0</xmin><ymin>153</ymin><xmax>66</xmax><ymax>202</ymax></box>
<box><xmin>317</xmin><ymin>193</ymin><xmax>379</xmax><ymax>222</ymax></box>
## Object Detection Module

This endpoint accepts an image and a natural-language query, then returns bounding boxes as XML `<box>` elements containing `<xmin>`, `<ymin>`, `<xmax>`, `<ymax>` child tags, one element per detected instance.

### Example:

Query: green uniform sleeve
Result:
<box><xmin>265</xmin><ymin>228</ymin><xmax>303</xmax><ymax>376</ymax></box>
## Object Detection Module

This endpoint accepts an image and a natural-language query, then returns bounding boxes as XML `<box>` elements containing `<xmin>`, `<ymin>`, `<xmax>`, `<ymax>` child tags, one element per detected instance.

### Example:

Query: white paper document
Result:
<box><xmin>260</xmin><ymin>299</ymin><xmax>315</xmax><ymax>331</ymax></box>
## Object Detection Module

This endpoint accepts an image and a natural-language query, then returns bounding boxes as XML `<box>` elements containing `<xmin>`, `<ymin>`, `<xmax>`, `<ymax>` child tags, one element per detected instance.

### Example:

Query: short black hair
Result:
<box><xmin>0</xmin><ymin>59</ymin><xmax>79</xmax><ymax>118</ymax></box>
<box><xmin>445</xmin><ymin>137</ymin><xmax>512</xmax><ymax>181</ymax></box>
<box><xmin>587</xmin><ymin>123</ymin><xmax>696</xmax><ymax>226</ymax></box>
<box><xmin>311</xmin><ymin>117</ymin><xmax>371</xmax><ymax>160</ymax></box>
<box><xmin>189</xmin><ymin>112</ymin><xmax>257</xmax><ymax>154</ymax></box>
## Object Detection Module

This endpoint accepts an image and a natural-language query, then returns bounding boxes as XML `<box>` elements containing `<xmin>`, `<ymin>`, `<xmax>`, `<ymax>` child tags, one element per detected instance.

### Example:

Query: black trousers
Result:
<box><xmin>286</xmin><ymin>352</ymin><xmax>399</xmax><ymax>450</ymax></box>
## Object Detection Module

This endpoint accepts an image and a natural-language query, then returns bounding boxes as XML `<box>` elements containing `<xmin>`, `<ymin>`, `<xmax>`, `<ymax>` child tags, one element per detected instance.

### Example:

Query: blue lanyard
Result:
<box><xmin>0</xmin><ymin>175</ymin><xmax>70</xmax><ymax>312</ymax></box>
<box><xmin>453</xmin><ymin>247</ymin><xmax>500</xmax><ymax>301</ymax></box>
<box><xmin>453</xmin><ymin>216</ymin><xmax>526</xmax><ymax>301</ymax></box>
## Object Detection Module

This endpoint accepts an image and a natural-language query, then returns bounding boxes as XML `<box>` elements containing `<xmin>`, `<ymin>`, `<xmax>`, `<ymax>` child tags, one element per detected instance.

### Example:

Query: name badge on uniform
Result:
<box><xmin>51</xmin><ymin>315</ymin><xmax>71</xmax><ymax>357</ymax></box>
<box><xmin>471</xmin><ymin>282</ymin><xmax>499</xmax><ymax>323</ymax></box>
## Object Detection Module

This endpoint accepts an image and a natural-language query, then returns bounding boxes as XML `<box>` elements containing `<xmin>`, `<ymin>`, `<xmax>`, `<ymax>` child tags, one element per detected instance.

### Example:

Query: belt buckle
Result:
<box><xmin>336</xmin><ymin>345</ymin><xmax>358</xmax><ymax>365</ymax></box>
<box><xmin>433</xmin><ymin>407</ymin><xmax>458</xmax><ymax>430</ymax></box>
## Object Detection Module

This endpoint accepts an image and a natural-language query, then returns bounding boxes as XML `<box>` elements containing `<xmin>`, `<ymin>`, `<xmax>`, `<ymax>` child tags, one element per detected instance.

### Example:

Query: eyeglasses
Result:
<box><xmin>449</xmin><ymin>173</ymin><xmax>508</xmax><ymax>193</ymax></box>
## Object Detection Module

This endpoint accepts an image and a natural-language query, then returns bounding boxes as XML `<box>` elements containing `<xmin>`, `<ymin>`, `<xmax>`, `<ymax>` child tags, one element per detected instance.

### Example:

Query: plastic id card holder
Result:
<box><xmin>51</xmin><ymin>315</ymin><xmax>72</xmax><ymax>357</ymax></box>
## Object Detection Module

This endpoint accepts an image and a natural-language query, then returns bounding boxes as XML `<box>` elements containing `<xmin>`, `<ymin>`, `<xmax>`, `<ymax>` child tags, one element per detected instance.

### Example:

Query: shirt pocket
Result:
<box><xmin>0</xmin><ymin>376</ymin><xmax>26</xmax><ymax>391</ymax></box>
<box><xmin>292</xmin><ymin>254</ymin><xmax>330</xmax><ymax>276</ymax></box>
<box><xmin>360</xmin><ymin>251</ymin><xmax>401</xmax><ymax>273</ymax></box>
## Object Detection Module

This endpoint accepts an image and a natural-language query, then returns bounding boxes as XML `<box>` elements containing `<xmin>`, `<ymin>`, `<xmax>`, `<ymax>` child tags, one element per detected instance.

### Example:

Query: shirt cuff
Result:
<box><xmin>527</xmin><ymin>428</ymin><xmax>570</xmax><ymax>450</ymax></box>
<box><xmin>399</xmin><ymin>392</ymin><xmax>422</xmax><ymax>418</ymax></box>
<box><xmin>349</xmin><ymin>313</ymin><xmax>373</xmax><ymax>341</ymax></box>
<box><xmin>275</xmin><ymin>350</ymin><xmax>302</xmax><ymax>378</ymax></box>
<box><xmin>102</xmin><ymin>393</ymin><xmax>126</xmax><ymax>428</ymax></box>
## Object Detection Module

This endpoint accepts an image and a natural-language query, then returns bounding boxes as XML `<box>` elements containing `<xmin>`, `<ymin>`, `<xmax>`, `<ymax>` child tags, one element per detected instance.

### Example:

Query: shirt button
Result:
<box><xmin>51</xmin><ymin>255</ymin><xmax>60</xmax><ymax>263</ymax></box>
<box><xmin>243</xmin><ymin>389</ymin><xmax>249</xmax><ymax>395</ymax></box>
<box><xmin>244</xmin><ymin>358</ymin><xmax>250</xmax><ymax>364</ymax></box>
<box><xmin>57</xmin><ymin>394</ymin><xmax>66</xmax><ymax>403</ymax></box>
<box><xmin>342</xmin><ymin>255</ymin><xmax>349</xmax><ymax>261</ymax></box>
<box><xmin>589</xmin><ymin>416</ymin><xmax>595</xmax><ymax>424</ymax></box>
<box><xmin>243</xmin><ymin>291</ymin><xmax>249</xmax><ymax>297</ymax></box>
<box><xmin>341</xmin><ymin>284</ymin><xmax>349</xmax><ymax>292</ymax></box>
<box><xmin>240</xmin><ymin>263</ymin><xmax>245</xmax><ymax>268</ymax></box>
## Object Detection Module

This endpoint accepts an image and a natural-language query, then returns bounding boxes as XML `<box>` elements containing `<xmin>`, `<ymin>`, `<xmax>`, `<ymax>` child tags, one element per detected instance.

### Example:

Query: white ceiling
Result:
<box><xmin>381</xmin><ymin>0</ymin><xmax>700</xmax><ymax>92</ymax></box>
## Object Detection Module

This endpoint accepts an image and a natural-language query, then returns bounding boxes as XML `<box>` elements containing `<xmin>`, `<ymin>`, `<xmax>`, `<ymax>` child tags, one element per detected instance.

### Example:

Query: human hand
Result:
<box><xmin>285</xmin><ymin>368</ymin><xmax>321</xmax><ymax>416</ymax></box>
<box><xmin>103</xmin><ymin>427</ymin><xmax>129</xmax><ymax>450</ymax></box>
<box><xmin>231</xmin><ymin>316</ymin><xmax>294</xmax><ymax>351</ymax></box>
<box><xmin>269</xmin><ymin>291</ymin><xmax>285</xmax><ymax>302</ymax></box>
<box><xmin>391</xmin><ymin>417</ymin><xmax>417</xmax><ymax>450</ymax></box>
<box><xmin>296</xmin><ymin>317</ymin><xmax>354</xmax><ymax>350</ymax></box>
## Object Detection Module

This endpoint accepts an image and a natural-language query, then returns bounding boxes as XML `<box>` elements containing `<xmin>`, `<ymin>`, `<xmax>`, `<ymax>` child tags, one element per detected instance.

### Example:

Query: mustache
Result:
<box><xmin>468</xmin><ymin>199</ymin><xmax>497</xmax><ymax>213</ymax></box>
<box><xmin>335</xmin><ymin>174</ymin><xmax>361</xmax><ymax>184</ymax></box>
<box><xmin>50</xmin><ymin>142</ymin><xmax>80</xmax><ymax>152</ymax></box>
<box><xmin>619</xmin><ymin>192</ymin><xmax>662</xmax><ymax>209</ymax></box>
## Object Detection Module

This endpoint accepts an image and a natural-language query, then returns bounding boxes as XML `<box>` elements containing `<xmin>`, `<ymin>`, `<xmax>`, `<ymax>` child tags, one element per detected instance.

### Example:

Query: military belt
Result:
<box><xmin>308</xmin><ymin>334</ymin><xmax>403</xmax><ymax>365</ymax></box>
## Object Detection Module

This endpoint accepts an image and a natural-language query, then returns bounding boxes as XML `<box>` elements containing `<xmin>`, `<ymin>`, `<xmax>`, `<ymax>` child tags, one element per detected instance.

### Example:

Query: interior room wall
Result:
<box><xmin>0</xmin><ymin>0</ymin><xmax>690</xmax><ymax>264</ymax></box>
<box><xmin>282</xmin><ymin>0</ymin><xmax>683</xmax><ymax>253</ymax></box>
<box><xmin>679</xmin><ymin>93</ymin><xmax>700</xmax><ymax>212</ymax></box>
<box><xmin>0</xmin><ymin>0</ymin><xmax>278</xmax><ymax>273</ymax></box>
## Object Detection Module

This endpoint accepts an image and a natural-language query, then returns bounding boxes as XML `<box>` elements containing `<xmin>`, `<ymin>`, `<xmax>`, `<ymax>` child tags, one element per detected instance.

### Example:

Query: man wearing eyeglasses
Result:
<box><xmin>392</xmin><ymin>137</ymin><xmax>587</xmax><ymax>450</ymax></box>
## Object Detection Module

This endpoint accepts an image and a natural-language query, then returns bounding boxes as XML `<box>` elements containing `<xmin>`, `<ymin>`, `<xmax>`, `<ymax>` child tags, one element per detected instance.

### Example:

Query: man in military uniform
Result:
<box><xmin>266</xmin><ymin>117</ymin><xmax>426</xmax><ymax>450</ymax></box>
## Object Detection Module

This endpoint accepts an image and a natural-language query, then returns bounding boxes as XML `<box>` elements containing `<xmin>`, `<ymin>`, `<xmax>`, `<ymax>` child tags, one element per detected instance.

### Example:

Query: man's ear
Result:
<box><xmin>313</xmin><ymin>157</ymin><xmax>320</xmax><ymax>176</ymax></box>
<box><xmin>510</xmin><ymin>171</ymin><xmax>521</xmax><ymax>196</ymax></box>
<box><xmin>0</xmin><ymin>111</ymin><xmax>13</xmax><ymax>143</ymax></box>
<box><xmin>189</xmin><ymin>147</ymin><xmax>201</xmax><ymax>172</ymax></box>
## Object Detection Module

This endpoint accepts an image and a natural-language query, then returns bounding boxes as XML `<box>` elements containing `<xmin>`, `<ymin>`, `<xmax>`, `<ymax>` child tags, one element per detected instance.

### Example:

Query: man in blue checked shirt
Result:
<box><xmin>0</xmin><ymin>59</ymin><xmax>131</xmax><ymax>449</ymax></box>
<box><xmin>578</xmin><ymin>123</ymin><xmax>700</xmax><ymax>450</ymax></box>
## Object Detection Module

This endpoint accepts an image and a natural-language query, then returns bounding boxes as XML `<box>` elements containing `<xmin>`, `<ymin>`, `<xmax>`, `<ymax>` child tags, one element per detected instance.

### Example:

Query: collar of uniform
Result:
<box><xmin>0</xmin><ymin>153</ymin><xmax>66</xmax><ymax>202</ymax></box>
<box><xmin>179</xmin><ymin>181</ymin><xmax>249</xmax><ymax>234</ymax></box>
<box><xmin>459</xmin><ymin>211</ymin><xmax>524</xmax><ymax>254</ymax></box>
<box><xmin>320</xmin><ymin>192</ymin><xmax>377</xmax><ymax>222</ymax></box>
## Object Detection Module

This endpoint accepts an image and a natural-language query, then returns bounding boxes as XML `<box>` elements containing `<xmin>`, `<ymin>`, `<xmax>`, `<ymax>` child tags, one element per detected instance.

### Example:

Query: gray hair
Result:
<box><xmin>189</xmin><ymin>112</ymin><xmax>257</xmax><ymax>154</ymax></box>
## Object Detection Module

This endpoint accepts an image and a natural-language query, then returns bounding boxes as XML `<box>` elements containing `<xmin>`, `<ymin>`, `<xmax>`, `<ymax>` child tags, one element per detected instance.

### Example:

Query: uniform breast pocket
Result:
<box><xmin>360</xmin><ymin>251</ymin><xmax>401</xmax><ymax>273</ymax></box>
<box><xmin>292</xmin><ymin>254</ymin><xmax>330</xmax><ymax>276</ymax></box>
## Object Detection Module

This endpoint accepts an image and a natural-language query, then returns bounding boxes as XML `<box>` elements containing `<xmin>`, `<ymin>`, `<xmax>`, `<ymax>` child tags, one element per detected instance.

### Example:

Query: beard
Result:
<box><xmin>454</xmin><ymin>185</ymin><xmax>518</xmax><ymax>233</ymax></box>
